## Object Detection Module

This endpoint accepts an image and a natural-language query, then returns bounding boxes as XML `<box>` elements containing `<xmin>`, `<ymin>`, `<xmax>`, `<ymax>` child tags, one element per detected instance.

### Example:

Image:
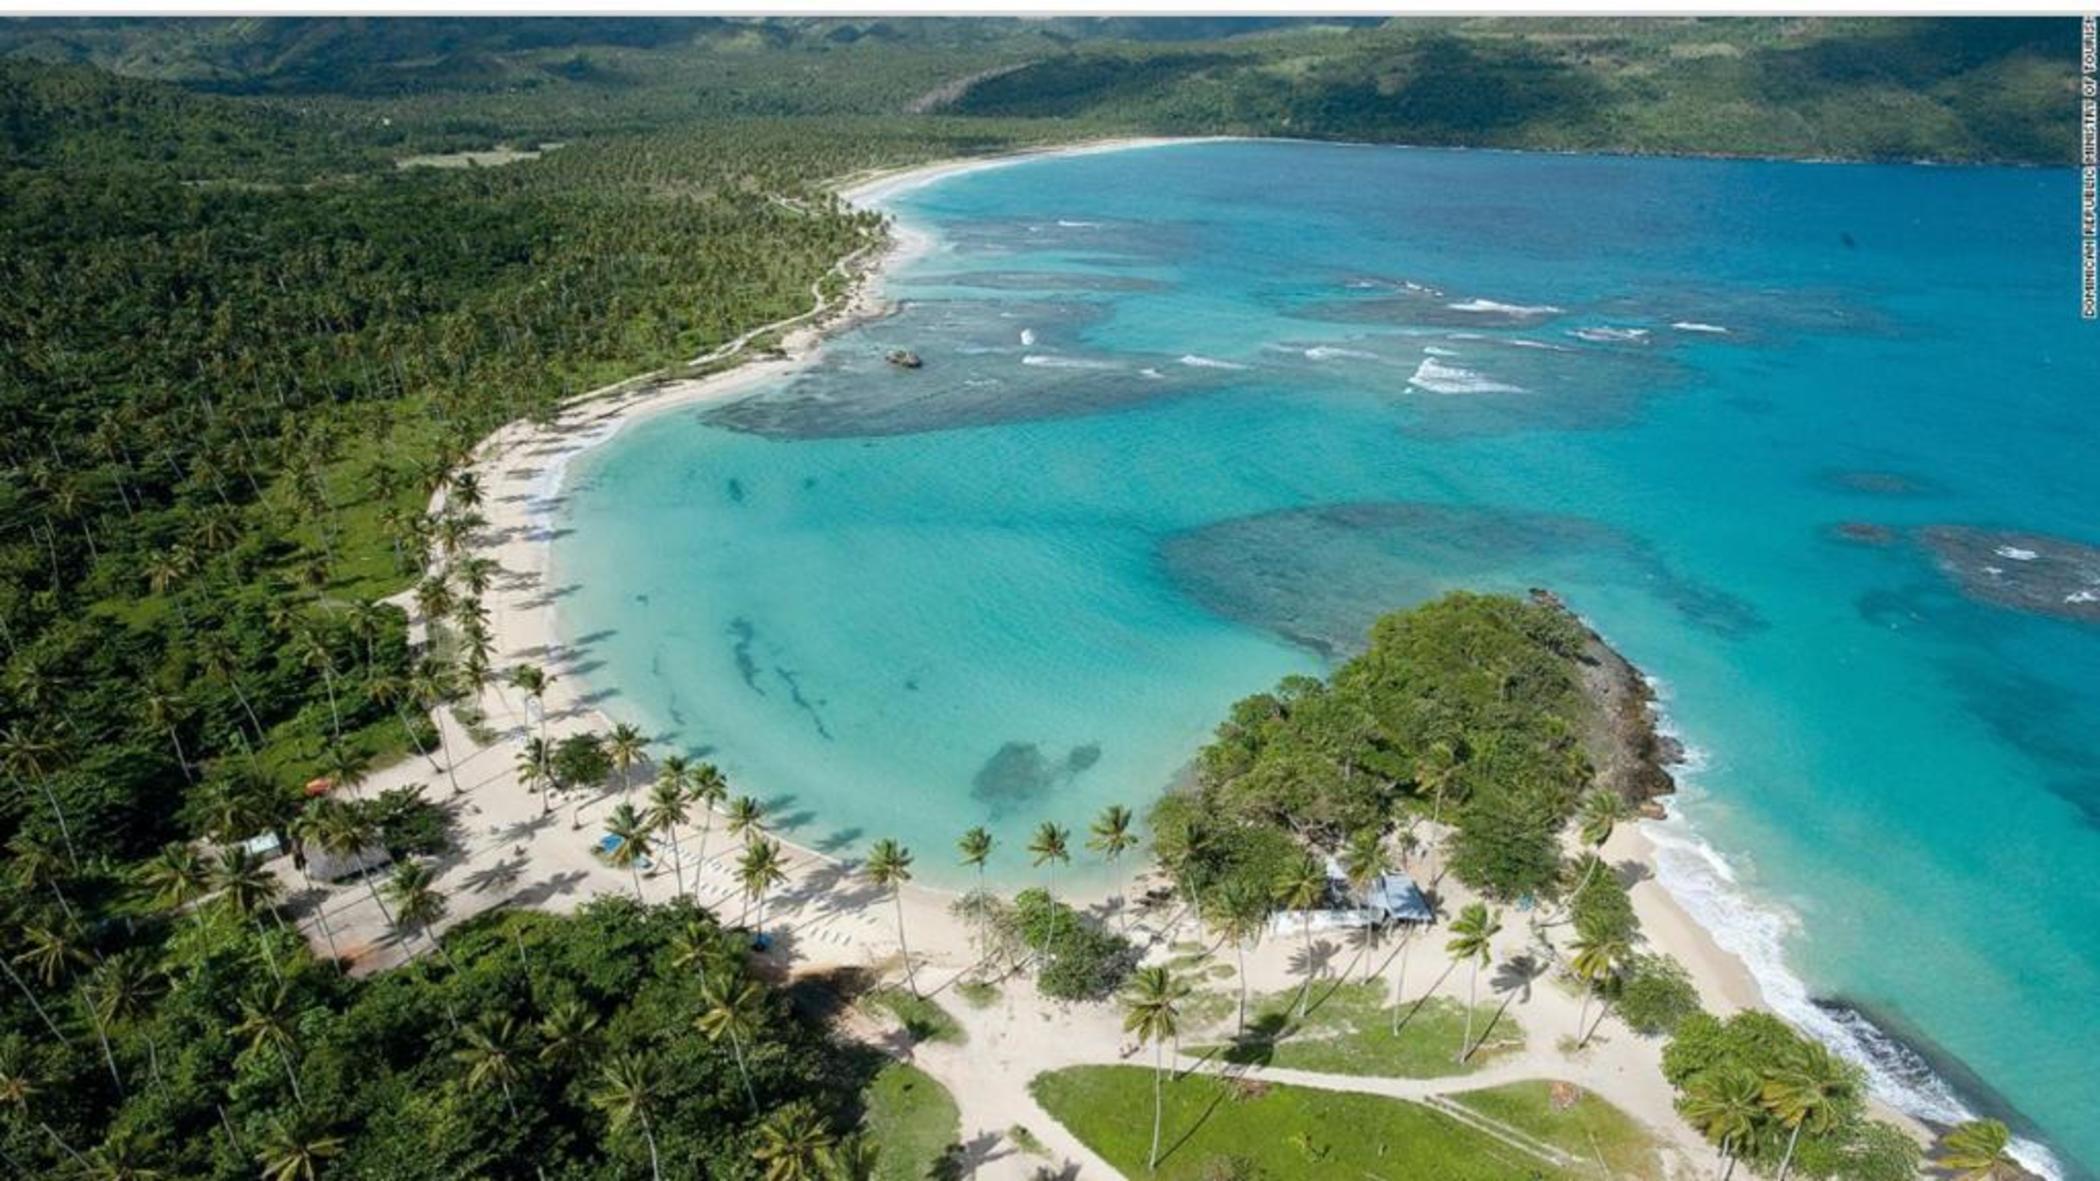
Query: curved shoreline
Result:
<box><xmin>464</xmin><ymin>128</ymin><xmax>1771</xmax><ymax>998</ymax></box>
<box><xmin>402</xmin><ymin>132</ymin><xmax>2046</xmax><ymax>1173</ymax></box>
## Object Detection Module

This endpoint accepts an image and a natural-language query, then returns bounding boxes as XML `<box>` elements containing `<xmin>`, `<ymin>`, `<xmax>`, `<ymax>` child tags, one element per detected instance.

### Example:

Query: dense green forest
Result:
<box><xmin>3</xmin><ymin>892</ymin><xmax>902</xmax><ymax>1178</ymax></box>
<box><xmin>5</xmin><ymin>16</ymin><xmax>2079</xmax><ymax>163</ymax></box>
<box><xmin>1</xmin><ymin>38</ymin><xmax>1055</xmax><ymax>1179</ymax></box>
<box><xmin>0</xmin><ymin>16</ymin><xmax>2070</xmax><ymax>1177</ymax></box>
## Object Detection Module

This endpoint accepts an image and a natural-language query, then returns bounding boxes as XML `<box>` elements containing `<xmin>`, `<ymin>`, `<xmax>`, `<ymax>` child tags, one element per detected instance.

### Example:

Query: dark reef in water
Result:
<box><xmin>1822</xmin><ymin>468</ymin><xmax>1943</xmax><ymax>497</ymax></box>
<box><xmin>971</xmin><ymin>740</ymin><xmax>1102</xmax><ymax>816</ymax></box>
<box><xmin>1156</xmin><ymin>499</ymin><xmax>1763</xmax><ymax>658</ymax></box>
<box><xmin>1830</xmin><ymin>521</ymin><xmax>1898</xmax><ymax>545</ymax></box>
<box><xmin>1918</xmin><ymin>525</ymin><xmax>2100</xmax><ymax>624</ymax></box>
<box><xmin>728</xmin><ymin>617</ymin><xmax>766</xmax><ymax>695</ymax></box>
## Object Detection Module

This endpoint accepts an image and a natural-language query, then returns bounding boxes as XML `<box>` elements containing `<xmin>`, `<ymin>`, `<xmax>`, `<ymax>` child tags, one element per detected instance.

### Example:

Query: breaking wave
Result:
<box><xmin>1407</xmin><ymin>356</ymin><xmax>1524</xmax><ymax>395</ymax></box>
<box><xmin>1641</xmin><ymin>706</ymin><xmax>2069</xmax><ymax>1181</ymax></box>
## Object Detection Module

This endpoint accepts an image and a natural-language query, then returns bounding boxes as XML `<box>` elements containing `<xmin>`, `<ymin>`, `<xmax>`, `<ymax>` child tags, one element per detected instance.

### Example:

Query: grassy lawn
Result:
<box><xmin>1033</xmin><ymin>1065</ymin><xmax>1573</xmax><ymax>1181</ymax></box>
<box><xmin>1448</xmin><ymin>1081</ymin><xmax>1664</xmax><ymax>1180</ymax></box>
<box><xmin>1188</xmin><ymin>979</ymin><xmax>1522</xmax><ymax>1079</ymax></box>
<box><xmin>862</xmin><ymin>1062</ymin><xmax>961</xmax><ymax>1181</ymax></box>
<box><xmin>860</xmin><ymin>987</ymin><xmax>966</xmax><ymax>1047</ymax></box>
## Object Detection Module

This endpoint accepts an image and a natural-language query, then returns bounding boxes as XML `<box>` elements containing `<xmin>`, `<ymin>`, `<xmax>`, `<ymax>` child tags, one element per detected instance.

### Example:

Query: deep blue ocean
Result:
<box><xmin>554</xmin><ymin>140</ymin><xmax>2100</xmax><ymax>1173</ymax></box>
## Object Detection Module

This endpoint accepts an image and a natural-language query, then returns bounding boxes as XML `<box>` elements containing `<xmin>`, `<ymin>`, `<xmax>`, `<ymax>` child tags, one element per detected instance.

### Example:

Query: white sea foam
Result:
<box><xmin>1138</xmin><ymin>367</ymin><xmax>1166</xmax><ymax>380</ymax></box>
<box><xmin>1672</xmin><ymin>321</ymin><xmax>1731</xmax><ymax>334</ymax></box>
<box><xmin>1569</xmin><ymin>326</ymin><xmax>1651</xmax><ymax>343</ymax></box>
<box><xmin>1055</xmin><ymin>219</ymin><xmax>1101</xmax><ymax>228</ymax></box>
<box><xmin>1642</xmin><ymin>705</ymin><xmax>2069</xmax><ymax>1181</ymax></box>
<box><xmin>1506</xmin><ymin>338</ymin><xmax>1571</xmax><ymax>351</ymax></box>
<box><xmin>1179</xmin><ymin>354</ymin><xmax>1249</xmax><ymax>370</ymax></box>
<box><xmin>1019</xmin><ymin>328</ymin><xmax>1036</xmax><ymax>347</ymax></box>
<box><xmin>2066</xmin><ymin>589</ymin><xmax>2100</xmax><ymax>604</ymax></box>
<box><xmin>1994</xmin><ymin>546</ymin><xmax>2039</xmax><ymax>561</ymax></box>
<box><xmin>1021</xmin><ymin>354</ymin><xmax>1121</xmax><ymax>370</ymax></box>
<box><xmin>1445</xmin><ymin>297</ymin><xmax>1565</xmax><ymax>317</ymax></box>
<box><xmin>1406</xmin><ymin>357</ymin><xmax>1523</xmax><ymax>395</ymax></box>
<box><xmin>1304</xmin><ymin>345</ymin><xmax>1379</xmax><ymax>361</ymax></box>
<box><xmin>1421</xmin><ymin>346</ymin><xmax>1460</xmax><ymax>357</ymax></box>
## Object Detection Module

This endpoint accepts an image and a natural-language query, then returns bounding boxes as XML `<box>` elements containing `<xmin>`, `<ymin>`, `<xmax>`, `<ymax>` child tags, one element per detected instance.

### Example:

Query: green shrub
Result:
<box><xmin>1012</xmin><ymin>888</ymin><xmax>1139</xmax><ymax>1003</ymax></box>
<box><xmin>1613</xmin><ymin>952</ymin><xmax>1700</xmax><ymax>1036</ymax></box>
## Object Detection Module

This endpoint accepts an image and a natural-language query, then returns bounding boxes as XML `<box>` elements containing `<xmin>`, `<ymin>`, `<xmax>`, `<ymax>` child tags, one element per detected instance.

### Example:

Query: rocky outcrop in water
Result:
<box><xmin>1530</xmin><ymin>588</ymin><xmax>1682</xmax><ymax>815</ymax></box>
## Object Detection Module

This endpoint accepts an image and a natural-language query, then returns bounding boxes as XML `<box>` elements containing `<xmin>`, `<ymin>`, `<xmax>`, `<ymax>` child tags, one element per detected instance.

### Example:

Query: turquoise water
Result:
<box><xmin>555</xmin><ymin>141</ymin><xmax>2100</xmax><ymax>1173</ymax></box>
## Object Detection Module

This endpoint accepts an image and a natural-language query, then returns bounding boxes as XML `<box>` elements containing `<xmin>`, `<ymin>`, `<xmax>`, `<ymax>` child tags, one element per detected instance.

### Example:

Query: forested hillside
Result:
<box><xmin>4</xmin><ymin>15</ymin><xmax>2079</xmax><ymax>163</ymax></box>
<box><xmin>0</xmin><ymin>47</ymin><xmax>1055</xmax><ymax>1177</ymax></box>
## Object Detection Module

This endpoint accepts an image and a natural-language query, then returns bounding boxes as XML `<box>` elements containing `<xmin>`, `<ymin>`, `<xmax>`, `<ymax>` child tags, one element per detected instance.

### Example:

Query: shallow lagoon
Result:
<box><xmin>557</xmin><ymin>141</ymin><xmax>2100</xmax><ymax>1174</ymax></box>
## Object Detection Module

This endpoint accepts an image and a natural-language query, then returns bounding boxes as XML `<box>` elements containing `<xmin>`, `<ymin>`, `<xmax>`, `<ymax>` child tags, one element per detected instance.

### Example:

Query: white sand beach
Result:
<box><xmin>273</xmin><ymin>136</ymin><xmax>1871</xmax><ymax>1179</ymax></box>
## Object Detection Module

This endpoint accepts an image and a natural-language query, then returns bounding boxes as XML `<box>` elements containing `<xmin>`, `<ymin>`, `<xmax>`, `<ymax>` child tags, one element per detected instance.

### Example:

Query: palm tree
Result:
<box><xmin>1</xmin><ymin>1042</ymin><xmax>86</xmax><ymax>1167</ymax></box>
<box><xmin>1340</xmin><ymin>828</ymin><xmax>1391</xmax><ymax>981</ymax></box>
<box><xmin>1272</xmin><ymin>855</ymin><xmax>1327</xmax><ymax>1019</ymax></box>
<box><xmin>737</xmin><ymin>836</ymin><xmax>788</xmax><ymax>933</ymax></box>
<box><xmin>137</xmin><ymin>842</ymin><xmax>211</xmax><ymax>919</ymax></box>
<box><xmin>80</xmin><ymin>1126</ymin><xmax>164</xmax><ymax>1181</ymax></box>
<box><xmin>233</xmin><ymin>984</ymin><xmax>307</xmax><ymax>1108</ymax></box>
<box><xmin>284</xmin><ymin>806</ymin><xmax>345</xmax><ymax>965</ymax></box>
<box><xmin>1682</xmin><ymin>1067</ymin><xmax>1764</xmax><ymax>1181</ymax></box>
<box><xmin>591</xmin><ymin>1052</ymin><xmax>665</xmax><ymax>1181</ymax></box>
<box><xmin>725</xmin><ymin>795</ymin><xmax>767</xmax><ymax>842</ymax></box>
<box><xmin>1120</xmin><ymin>965</ymin><xmax>1191</xmax><ymax>1173</ymax></box>
<box><xmin>1568</xmin><ymin>930</ymin><xmax>1629</xmax><ymax>1047</ymax></box>
<box><xmin>607</xmin><ymin>723</ymin><xmax>646</xmax><ymax>796</ymax></box>
<box><xmin>89</xmin><ymin>953</ymin><xmax>167</xmax><ymax>1095</ymax></box>
<box><xmin>1445</xmin><ymin>902</ymin><xmax>1502</xmax><ymax>1061</ymax></box>
<box><xmin>0</xmin><ymin>934</ymin><xmax>70</xmax><ymax>1045</ymax></box>
<box><xmin>1935</xmin><ymin>1118</ymin><xmax>2019</xmax><ymax>1181</ymax></box>
<box><xmin>1412</xmin><ymin>741</ymin><xmax>1467</xmax><ymax>883</ymax></box>
<box><xmin>0</xmin><ymin>723</ymin><xmax>78</xmax><ymax>868</ymax></box>
<box><xmin>310</xmin><ymin>800</ymin><xmax>393</xmax><ymax>928</ymax></box>
<box><xmin>193</xmin><ymin>631</ymin><xmax>265</xmax><ymax>744</ymax></box>
<box><xmin>1761</xmin><ymin>1042</ymin><xmax>1857</xmax><ymax>1181</ymax></box>
<box><xmin>823</xmin><ymin>1136</ymin><xmax>881</xmax><ymax>1181</ymax></box>
<box><xmin>210</xmin><ymin>847</ymin><xmax>282</xmax><ymax>948</ymax></box>
<box><xmin>688</xmin><ymin>762</ymin><xmax>728</xmax><ymax>863</ymax></box>
<box><xmin>957</xmin><ymin>825</ymin><xmax>994</xmax><ymax>889</ymax></box>
<box><xmin>864</xmin><ymin>839</ymin><xmax>918</xmax><ymax>996</ymax></box>
<box><xmin>1204</xmin><ymin>878</ymin><xmax>1269</xmax><ymax>1033</ymax></box>
<box><xmin>696</xmin><ymin>970</ymin><xmax>766</xmax><ymax>1115</ymax></box>
<box><xmin>453</xmin><ymin>1013</ymin><xmax>529</xmax><ymax>1121</ymax></box>
<box><xmin>507</xmin><ymin>663</ymin><xmax>552</xmax><ymax>757</ymax></box>
<box><xmin>753</xmin><ymin>1102</ymin><xmax>836</xmax><ymax>1181</ymax></box>
<box><xmin>384</xmin><ymin>859</ymin><xmax>457</xmax><ymax>974</ymax></box>
<box><xmin>409</xmin><ymin>658</ymin><xmax>462</xmax><ymax>796</ymax></box>
<box><xmin>671</xmin><ymin>920</ymin><xmax>736</xmax><ymax>987</ymax></box>
<box><xmin>141</xmin><ymin>689</ymin><xmax>193</xmax><ymax>783</ymax></box>
<box><xmin>255</xmin><ymin>1114</ymin><xmax>342</xmax><ymax>1181</ymax></box>
<box><xmin>1555</xmin><ymin>789</ymin><xmax>1630</xmax><ymax>921</ymax></box>
<box><xmin>1088</xmin><ymin>804</ymin><xmax>1136</xmax><ymax>863</ymax></box>
<box><xmin>527</xmin><ymin>995</ymin><xmax>595</xmax><ymax>1064</ymax></box>
<box><xmin>12</xmin><ymin>923</ymin><xmax>89</xmax><ymax>988</ymax></box>
<box><xmin>1027</xmin><ymin>820</ymin><xmax>1070</xmax><ymax>897</ymax></box>
<box><xmin>605</xmin><ymin>802</ymin><xmax>655</xmax><ymax>901</ymax></box>
<box><xmin>295</xmin><ymin>627</ymin><xmax>344</xmax><ymax>745</ymax></box>
<box><xmin>517</xmin><ymin>738</ymin><xmax>553</xmax><ymax>815</ymax></box>
<box><xmin>645</xmin><ymin>775</ymin><xmax>692</xmax><ymax>898</ymax></box>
